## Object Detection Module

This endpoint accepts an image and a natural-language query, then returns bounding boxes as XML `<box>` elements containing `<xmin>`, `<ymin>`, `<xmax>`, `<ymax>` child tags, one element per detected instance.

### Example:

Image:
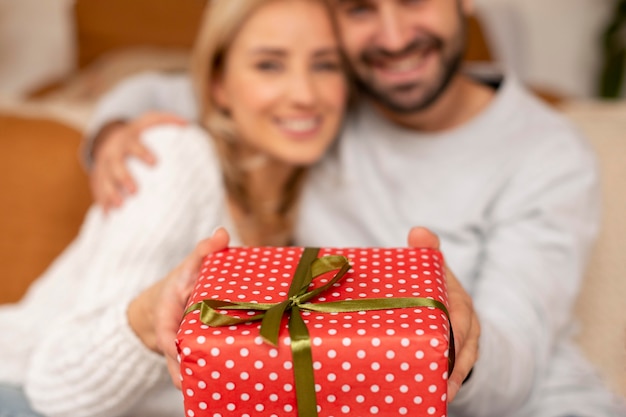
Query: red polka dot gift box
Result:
<box><xmin>177</xmin><ymin>246</ymin><xmax>454</xmax><ymax>417</ymax></box>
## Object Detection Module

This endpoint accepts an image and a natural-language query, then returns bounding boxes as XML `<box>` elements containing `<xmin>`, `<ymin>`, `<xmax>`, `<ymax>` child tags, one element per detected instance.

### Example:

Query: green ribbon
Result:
<box><xmin>185</xmin><ymin>247</ymin><xmax>455</xmax><ymax>417</ymax></box>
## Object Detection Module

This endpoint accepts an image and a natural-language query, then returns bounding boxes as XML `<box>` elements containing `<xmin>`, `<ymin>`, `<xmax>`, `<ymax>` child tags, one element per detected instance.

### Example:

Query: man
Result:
<box><xmin>82</xmin><ymin>1</ymin><xmax>624</xmax><ymax>416</ymax></box>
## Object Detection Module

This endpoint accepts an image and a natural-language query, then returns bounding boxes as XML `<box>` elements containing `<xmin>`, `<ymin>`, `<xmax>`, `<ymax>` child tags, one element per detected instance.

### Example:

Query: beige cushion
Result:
<box><xmin>41</xmin><ymin>47</ymin><xmax>190</xmax><ymax>105</ymax></box>
<box><xmin>562</xmin><ymin>101</ymin><xmax>626</xmax><ymax>398</ymax></box>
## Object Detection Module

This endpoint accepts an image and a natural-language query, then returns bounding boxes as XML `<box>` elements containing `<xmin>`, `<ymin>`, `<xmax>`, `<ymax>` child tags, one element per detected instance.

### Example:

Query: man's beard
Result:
<box><xmin>353</xmin><ymin>19</ymin><xmax>466</xmax><ymax>114</ymax></box>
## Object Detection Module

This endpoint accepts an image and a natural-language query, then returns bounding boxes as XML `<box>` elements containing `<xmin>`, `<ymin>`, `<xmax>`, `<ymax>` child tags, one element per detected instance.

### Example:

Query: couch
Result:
<box><xmin>0</xmin><ymin>0</ymin><xmax>624</xmax><ymax>402</ymax></box>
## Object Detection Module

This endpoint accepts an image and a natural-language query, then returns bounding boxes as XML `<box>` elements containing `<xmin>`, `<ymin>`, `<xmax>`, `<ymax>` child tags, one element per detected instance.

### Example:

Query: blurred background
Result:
<box><xmin>0</xmin><ymin>0</ymin><xmax>624</xmax><ymax>401</ymax></box>
<box><xmin>0</xmin><ymin>0</ymin><xmax>624</xmax><ymax>102</ymax></box>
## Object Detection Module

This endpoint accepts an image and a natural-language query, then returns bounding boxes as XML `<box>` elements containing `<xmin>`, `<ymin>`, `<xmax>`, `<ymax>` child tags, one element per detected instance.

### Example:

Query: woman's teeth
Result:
<box><xmin>279</xmin><ymin>118</ymin><xmax>318</xmax><ymax>132</ymax></box>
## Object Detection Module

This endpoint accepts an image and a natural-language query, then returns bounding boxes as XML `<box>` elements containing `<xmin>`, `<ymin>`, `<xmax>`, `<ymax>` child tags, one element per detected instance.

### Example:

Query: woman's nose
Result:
<box><xmin>288</xmin><ymin>72</ymin><xmax>316</xmax><ymax>107</ymax></box>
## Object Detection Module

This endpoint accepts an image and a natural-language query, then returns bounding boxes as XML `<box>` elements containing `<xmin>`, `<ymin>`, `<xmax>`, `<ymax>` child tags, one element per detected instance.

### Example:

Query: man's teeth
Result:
<box><xmin>279</xmin><ymin>118</ymin><xmax>318</xmax><ymax>132</ymax></box>
<box><xmin>382</xmin><ymin>55</ymin><xmax>424</xmax><ymax>72</ymax></box>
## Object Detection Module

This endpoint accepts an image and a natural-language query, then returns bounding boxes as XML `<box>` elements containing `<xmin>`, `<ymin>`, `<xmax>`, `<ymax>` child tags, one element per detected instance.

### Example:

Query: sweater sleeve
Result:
<box><xmin>450</xmin><ymin>127</ymin><xmax>601</xmax><ymax>416</ymax></box>
<box><xmin>81</xmin><ymin>72</ymin><xmax>196</xmax><ymax>168</ymax></box>
<box><xmin>24</xmin><ymin>125</ymin><xmax>224</xmax><ymax>417</ymax></box>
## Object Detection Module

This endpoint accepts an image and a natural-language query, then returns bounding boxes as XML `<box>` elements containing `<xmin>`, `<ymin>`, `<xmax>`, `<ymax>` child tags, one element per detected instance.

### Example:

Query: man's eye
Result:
<box><xmin>344</xmin><ymin>4</ymin><xmax>374</xmax><ymax>17</ymax></box>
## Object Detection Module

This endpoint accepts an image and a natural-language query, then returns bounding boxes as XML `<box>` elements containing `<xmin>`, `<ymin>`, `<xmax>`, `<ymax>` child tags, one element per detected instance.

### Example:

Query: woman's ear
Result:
<box><xmin>460</xmin><ymin>0</ymin><xmax>474</xmax><ymax>15</ymax></box>
<box><xmin>212</xmin><ymin>74</ymin><xmax>229</xmax><ymax>110</ymax></box>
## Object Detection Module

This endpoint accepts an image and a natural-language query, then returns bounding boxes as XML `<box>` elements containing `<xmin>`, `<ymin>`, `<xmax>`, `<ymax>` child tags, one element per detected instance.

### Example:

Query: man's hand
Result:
<box><xmin>407</xmin><ymin>227</ymin><xmax>480</xmax><ymax>402</ymax></box>
<box><xmin>127</xmin><ymin>228</ymin><xmax>230</xmax><ymax>388</ymax></box>
<box><xmin>89</xmin><ymin>112</ymin><xmax>188</xmax><ymax>213</ymax></box>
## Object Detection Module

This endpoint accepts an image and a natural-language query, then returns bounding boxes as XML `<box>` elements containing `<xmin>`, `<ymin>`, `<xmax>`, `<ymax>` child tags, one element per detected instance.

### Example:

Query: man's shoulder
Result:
<box><xmin>338</xmin><ymin>74</ymin><xmax>591</xmax><ymax>158</ymax></box>
<box><xmin>491</xmin><ymin>76</ymin><xmax>588</xmax><ymax>145</ymax></box>
<box><xmin>491</xmin><ymin>78</ymin><xmax>598</xmax><ymax>176</ymax></box>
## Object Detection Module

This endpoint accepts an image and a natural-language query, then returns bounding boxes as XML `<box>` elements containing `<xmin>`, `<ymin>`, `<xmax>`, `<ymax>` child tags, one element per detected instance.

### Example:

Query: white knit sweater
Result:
<box><xmin>0</xmin><ymin>125</ymin><xmax>237</xmax><ymax>417</ymax></box>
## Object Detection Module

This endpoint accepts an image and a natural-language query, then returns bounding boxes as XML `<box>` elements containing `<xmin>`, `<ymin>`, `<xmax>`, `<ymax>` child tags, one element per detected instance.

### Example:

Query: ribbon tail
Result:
<box><xmin>186</xmin><ymin>301</ymin><xmax>264</xmax><ymax>327</ymax></box>
<box><xmin>289</xmin><ymin>305</ymin><xmax>318</xmax><ymax>417</ymax></box>
<box><xmin>260</xmin><ymin>300</ymin><xmax>291</xmax><ymax>346</ymax></box>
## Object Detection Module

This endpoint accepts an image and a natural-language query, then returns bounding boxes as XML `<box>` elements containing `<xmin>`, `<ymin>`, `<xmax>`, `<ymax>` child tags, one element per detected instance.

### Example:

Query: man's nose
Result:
<box><xmin>378</xmin><ymin>5</ymin><xmax>413</xmax><ymax>53</ymax></box>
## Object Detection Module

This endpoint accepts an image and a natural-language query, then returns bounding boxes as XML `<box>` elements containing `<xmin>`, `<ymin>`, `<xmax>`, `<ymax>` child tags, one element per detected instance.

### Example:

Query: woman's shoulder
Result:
<box><xmin>141</xmin><ymin>124</ymin><xmax>217</xmax><ymax>159</ymax></box>
<box><xmin>140</xmin><ymin>124</ymin><xmax>220</xmax><ymax>170</ymax></box>
<box><xmin>130</xmin><ymin>124</ymin><xmax>222</xmax><ymax>189</ymax></box>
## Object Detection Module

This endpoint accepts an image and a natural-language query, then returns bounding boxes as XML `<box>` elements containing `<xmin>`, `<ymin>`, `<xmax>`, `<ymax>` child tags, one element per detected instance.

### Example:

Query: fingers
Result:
<box><xmin>177</xmin><ymin>228</ymin><xmax>231</xmax><ymax>293</ymax></box>
<box><xmin>157</xmin><ymin>229</ymin><xmax>231</xmax><ymax>389</ymax></box>
<box><xmin>165</xmin><ymin>348</ymin><xmax>183</xmax><ymax>390</ymax></box>
<box><xmin>194</xmin><ymin>227</ymin><xmax>231</xmax><ymax>258</ymax></box>
<box><xmin>445</xmin><ymin>265</ymin><xmax>480</xmax><ymax>401</ymax></box>
<box><xmin>407</xmin><ymin>226</ymin><xmax>480</xmax><ymax>401</ymax></box>
<box><xmin>92</xmin><ymin>157</ymin><xmax>135</xmax><ymax>211</ymax></box>
<box><xmin>90</xmin><ymin>127</ymin><xmax>137</xmax><ymax>209</ymax></box>
<box><xmin>135</xmin><ymin>111</ymin><xmax>188</xmax><ymax>131</ymax></box>
<box><xmin>89</xmin><ymin>111</ymin><xmax>188</xmax><ymax>211</ymax></box>
<box><xmin>127</xmin><ymin>136</ymin><xmax>157</xmax><ymax>166</ymax></box>
<box><xmin>157</xmin><ymin>275</ymin><xmax>187</xmax><ymax>390</ymax></box>
<box><xmin>207</xmin><ymin>227</ymin><xmax>231</xmax><ymax>253</ymax></box>
<box><xmin>130</xmin><ymin>112</ymin><xmax>187</xmax><ymax>167</ymax></box>
<box><xmin>448</xmin><ymin>306</ymin><xmax>479</xmax><ymax>401</ymax></box>
<box><xmin>154</xmin><ymin>259</ymin><xmax>193</xmax><ymax>389</ymax></box>
<box><xmin>126</xmin><ymin>112</ymin><xmax>181</xmax><ymax>166</ymax></box>
<box><xmin>407</xmin><ymin>226</ymin><xmax>440</xmax><ymax>249</ymax></box>
<box><xmin>90</xmin><ymin>165</ymin><xmax>123</xmax><ymax>213</ymax></box>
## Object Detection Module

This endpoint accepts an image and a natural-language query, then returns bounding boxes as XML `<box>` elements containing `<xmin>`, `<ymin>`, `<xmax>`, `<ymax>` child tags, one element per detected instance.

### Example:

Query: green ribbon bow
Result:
<box><xmin>185</xmin><ymin>247</ymin><xmax>455</xmax><ymax>417</ymax></box>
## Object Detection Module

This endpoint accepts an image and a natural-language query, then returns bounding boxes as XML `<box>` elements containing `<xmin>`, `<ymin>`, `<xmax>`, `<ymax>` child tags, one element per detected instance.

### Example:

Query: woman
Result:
<box><xmin>0</xmin><ymin>0</ymin><xmax>347</xmax><ymax>416</ymax></box>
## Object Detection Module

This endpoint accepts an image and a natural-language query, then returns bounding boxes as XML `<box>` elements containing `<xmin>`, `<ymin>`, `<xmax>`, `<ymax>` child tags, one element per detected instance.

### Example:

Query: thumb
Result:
<box><xmin>407</xmin><ymin>226</ymin><xmax>440</xmax><ymax>249</ymax></box>
<box><xmin>178</xmin><ymin>228</ymin><xmax>231</xmax><ymax>292</ymax></box>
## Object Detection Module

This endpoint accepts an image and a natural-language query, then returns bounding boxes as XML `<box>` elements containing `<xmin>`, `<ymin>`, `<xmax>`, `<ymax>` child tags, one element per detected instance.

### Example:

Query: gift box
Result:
<box><xmin>177</xmin><ymin>247</ymin><xmax>453</xmax><ymax>417</ymax></box>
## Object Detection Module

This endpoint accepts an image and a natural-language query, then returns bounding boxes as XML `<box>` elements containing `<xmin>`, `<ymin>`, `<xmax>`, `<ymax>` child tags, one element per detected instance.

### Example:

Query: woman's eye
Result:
<box><xmin>255</xmin><ymin>61</ymin><xmax>282</xmax><ymax>72</ymax></box>
<box><xmin>314</xmin><ymin>61</ymin><xmax>341</xmax><ymax>72</ymax></box>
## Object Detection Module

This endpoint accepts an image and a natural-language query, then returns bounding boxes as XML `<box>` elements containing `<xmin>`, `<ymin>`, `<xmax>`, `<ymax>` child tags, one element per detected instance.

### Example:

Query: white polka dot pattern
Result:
<box><xmin>177</xmin><ymin>247</ymin><xmax>450</xmax><ymax>417</ymax></box>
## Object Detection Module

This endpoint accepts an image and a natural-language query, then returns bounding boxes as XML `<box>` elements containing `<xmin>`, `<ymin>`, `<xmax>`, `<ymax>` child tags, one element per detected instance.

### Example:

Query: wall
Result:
<box><xmin>475</xmin><ymin>0</ymin><xmax>615</xmax><ymax>98</ymax></box>
<box><xmin>0</xmin><ymin>0</ymin><xmax>75</xmax><ymax>98</ymax></box>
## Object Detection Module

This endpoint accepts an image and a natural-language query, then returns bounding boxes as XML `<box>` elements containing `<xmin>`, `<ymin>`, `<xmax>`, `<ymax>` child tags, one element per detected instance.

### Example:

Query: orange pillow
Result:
<box><xmin>0</xmin><ymin>115</ymin><xmax>91</xmax><ymax>304</ymax></box>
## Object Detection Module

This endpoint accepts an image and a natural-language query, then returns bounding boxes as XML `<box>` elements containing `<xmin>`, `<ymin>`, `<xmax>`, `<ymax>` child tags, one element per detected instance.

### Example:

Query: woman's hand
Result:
<box><xmin>127</xmin><ymin>228</ymin><xmax>230</xmax><ymax>388</ymax></box>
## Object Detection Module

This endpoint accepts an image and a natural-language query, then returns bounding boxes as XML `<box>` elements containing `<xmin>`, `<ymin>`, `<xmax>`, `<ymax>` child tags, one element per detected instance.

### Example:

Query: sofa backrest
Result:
<box><xmin>73</xmin><ymin>0</ymin><xmax>206</xmax><ymax>68</ymax></box>
<box><xmin>72</xmin><ymin>0</ymin><xmax>493</xmax><ymax>68</ymax></box>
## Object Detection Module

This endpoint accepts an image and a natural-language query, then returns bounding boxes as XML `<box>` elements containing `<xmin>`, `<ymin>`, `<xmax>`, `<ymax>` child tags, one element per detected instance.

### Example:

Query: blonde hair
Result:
<box><xmin>190</xmin><ymin>0</ymin><xmax>337</xmax><ymax>246</ymax></box>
